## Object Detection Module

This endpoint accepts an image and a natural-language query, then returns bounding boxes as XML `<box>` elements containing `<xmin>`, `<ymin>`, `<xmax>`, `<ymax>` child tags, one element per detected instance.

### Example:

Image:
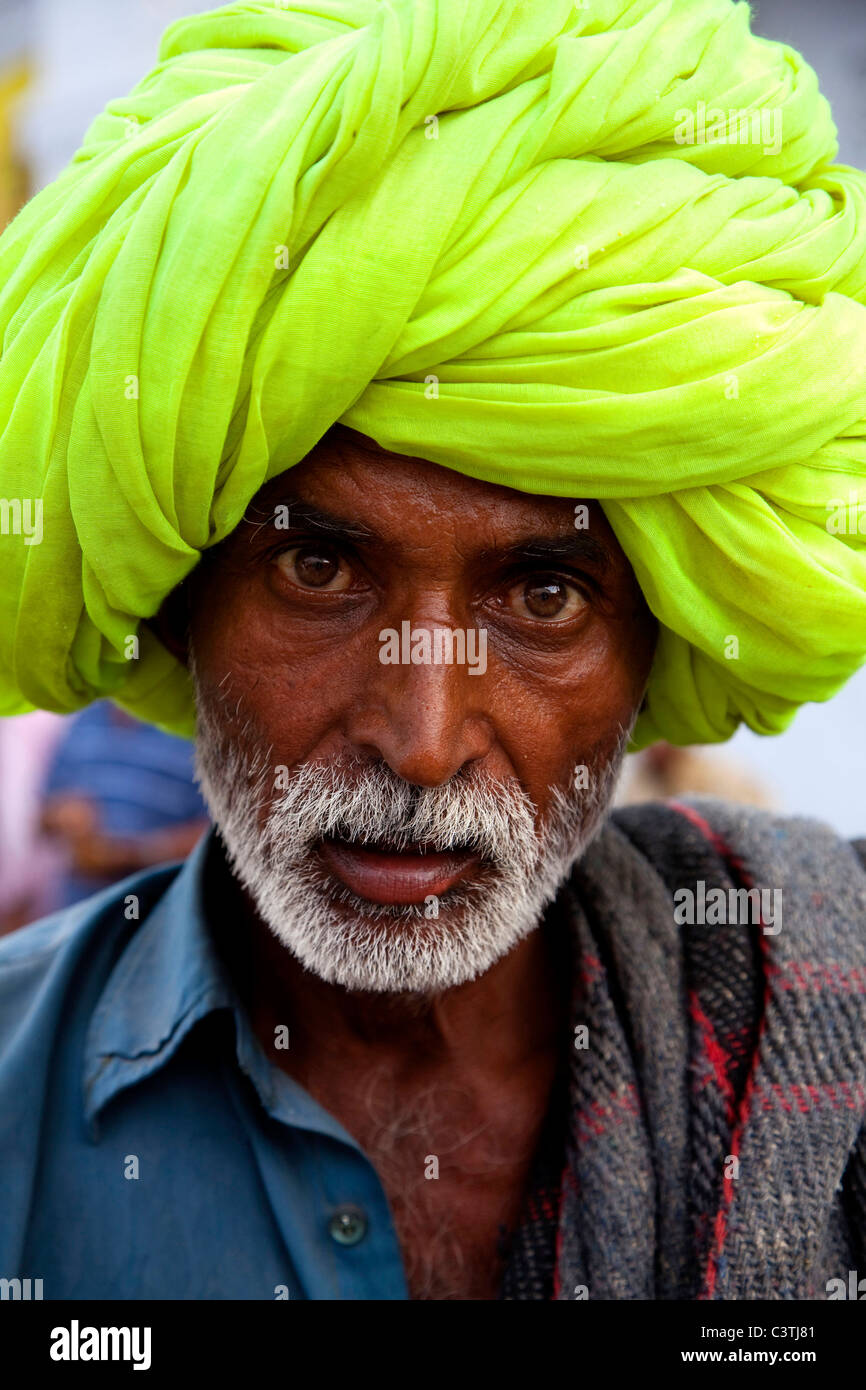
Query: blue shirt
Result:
<box><xmin>0</xmin><ymin>831</ymin><xmax>411</xmax><ymax>1299</ymax></box>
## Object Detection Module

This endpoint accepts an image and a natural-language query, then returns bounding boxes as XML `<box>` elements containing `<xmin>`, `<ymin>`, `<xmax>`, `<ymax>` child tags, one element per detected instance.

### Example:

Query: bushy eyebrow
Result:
<box><xmin>485</xmin><ymin>535</ymin><xmax>612</xmax><ymax>572</ymax></box>
<box><xmin>243</xmin><ymin>497</ymin><xmax>380</xmax><ymax>545</ymax></box>
<box><xmin>243</xmin><ymin>497</ymin><xmax>611</xmax><ymax>570</ymax></box>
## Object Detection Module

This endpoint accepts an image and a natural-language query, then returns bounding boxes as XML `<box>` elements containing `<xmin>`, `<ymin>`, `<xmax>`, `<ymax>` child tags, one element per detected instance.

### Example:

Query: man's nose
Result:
<box><xmin>343</xmin><ymin>622</ymin><xmax>495</xmax><ymax>786</ymax></box>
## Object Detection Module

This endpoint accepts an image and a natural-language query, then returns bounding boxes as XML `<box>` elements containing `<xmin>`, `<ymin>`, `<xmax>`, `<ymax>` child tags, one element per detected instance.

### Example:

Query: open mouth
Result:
<box><xmin>316</xmin><ymin>833</ymin><xmax>484</xmax><ymax>906</ymax></box>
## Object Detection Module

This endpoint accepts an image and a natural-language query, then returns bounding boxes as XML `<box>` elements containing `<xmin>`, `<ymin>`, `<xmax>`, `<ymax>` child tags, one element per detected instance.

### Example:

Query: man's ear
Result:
<box><xmin>147</xmin><ymin>579</ymin><xmax>191</xmax><ymax>668</ymax></box>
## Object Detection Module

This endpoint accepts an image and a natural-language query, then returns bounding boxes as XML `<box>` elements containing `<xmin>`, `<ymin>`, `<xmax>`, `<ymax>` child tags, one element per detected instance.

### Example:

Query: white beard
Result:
<box><xmin>192</xmin><ymin>669</ymin><xmax>630</xmax><ymax>996</ymax></box>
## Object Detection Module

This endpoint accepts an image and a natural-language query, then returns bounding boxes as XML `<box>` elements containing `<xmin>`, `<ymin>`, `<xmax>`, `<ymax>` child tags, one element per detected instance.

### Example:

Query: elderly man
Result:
<box><xmin>1</xmin><ymin>0</ymin><xmax>866</xmax><ymax>1303</ymax></box>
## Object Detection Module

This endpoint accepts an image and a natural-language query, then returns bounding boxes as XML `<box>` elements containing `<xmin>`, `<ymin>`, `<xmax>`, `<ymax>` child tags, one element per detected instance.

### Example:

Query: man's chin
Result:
<box><xmin>248</xmin><ymin>867</ymin><xmax>541</xmax><ymax>994</ymax></box>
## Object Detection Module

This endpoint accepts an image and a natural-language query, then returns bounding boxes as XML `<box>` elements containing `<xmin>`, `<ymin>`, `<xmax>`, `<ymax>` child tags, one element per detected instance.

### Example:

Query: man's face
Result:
<box><xmin>184</xmin><ymin>428</ymin><xmax>657</xmax><ymax>994</ymax></box>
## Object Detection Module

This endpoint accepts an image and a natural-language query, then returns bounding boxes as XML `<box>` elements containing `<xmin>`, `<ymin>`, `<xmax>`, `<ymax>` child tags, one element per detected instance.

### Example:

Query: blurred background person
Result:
<box><xmin>0</xmin><ymin>712</ymin><xmax>65</xmax><ymax>935</ymax></box>
<box><xmin>617</xmin><ymin>740</ymin><xmax>778</xmax><ymax>810</ymax></box>
<box><xmin>40</xmin><ymin>702</ymin><xmax>210</xmax><ymax>909</ymax></box>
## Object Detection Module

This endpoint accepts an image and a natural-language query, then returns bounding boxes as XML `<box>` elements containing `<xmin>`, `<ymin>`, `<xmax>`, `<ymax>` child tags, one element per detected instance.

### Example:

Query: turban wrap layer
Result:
<box><xmin>0</xmin><ymin>0</ymin><xmax>865</xmax><ymax>747</ymax></box>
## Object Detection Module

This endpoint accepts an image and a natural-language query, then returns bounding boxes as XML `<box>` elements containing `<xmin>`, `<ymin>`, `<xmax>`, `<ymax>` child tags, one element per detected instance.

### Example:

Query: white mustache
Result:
<box><xmin>261</xmin><ymin>757</ymin><xmax>541</xmax><ymax>876</ymax></box>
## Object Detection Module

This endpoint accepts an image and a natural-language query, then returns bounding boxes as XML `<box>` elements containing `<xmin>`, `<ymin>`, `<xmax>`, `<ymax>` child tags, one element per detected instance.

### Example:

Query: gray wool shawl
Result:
<box><xmin>546</xmin><ymin>796</ymin><xmax>866</xmax><ymax>1302</ymax></box>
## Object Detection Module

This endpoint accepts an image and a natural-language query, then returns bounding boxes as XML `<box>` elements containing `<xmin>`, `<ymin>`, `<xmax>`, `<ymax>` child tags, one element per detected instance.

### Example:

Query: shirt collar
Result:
<box><xmin>83</xmin><ymin>830</ymin><xmax>239</xmax><ymax>1136</ymax></box>
<box><xmin>81</xmin><ymin>829</ymin><xmax>386</xmax><ymax>1153</ymax></box>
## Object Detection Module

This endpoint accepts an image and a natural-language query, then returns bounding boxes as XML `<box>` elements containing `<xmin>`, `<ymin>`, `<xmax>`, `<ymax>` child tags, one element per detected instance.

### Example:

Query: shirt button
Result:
<box><xmin>328</xmin><ymin>1206</ymin><xmax>367</xmax><ymax>1246</ymax></box>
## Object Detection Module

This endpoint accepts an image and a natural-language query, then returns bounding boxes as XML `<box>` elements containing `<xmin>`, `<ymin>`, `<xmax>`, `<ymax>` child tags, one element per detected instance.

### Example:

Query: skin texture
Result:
<box><xmin>154</xmin><ymin>426</ymin><xmax>658</xmax><ymax>1299</ymax></box>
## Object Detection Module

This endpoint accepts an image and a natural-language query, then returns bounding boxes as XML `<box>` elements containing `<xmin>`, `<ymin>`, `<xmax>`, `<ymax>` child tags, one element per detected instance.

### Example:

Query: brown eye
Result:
<box><xmin>508</xmin><ymin>577</ymin><xmax>587</xmax><ymax>622</ymax></box>
<box><xmin>275</xmin><ymin>545</ymin><xmax>352</xmax><ymax>591</ymax></box>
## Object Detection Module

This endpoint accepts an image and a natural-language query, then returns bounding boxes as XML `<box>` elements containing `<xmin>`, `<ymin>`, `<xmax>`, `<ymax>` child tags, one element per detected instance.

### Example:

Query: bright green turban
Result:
<box><xmin>1</xmin><ymin>0</ymin><xmax>865</xmax><ymax>747</ymax></box>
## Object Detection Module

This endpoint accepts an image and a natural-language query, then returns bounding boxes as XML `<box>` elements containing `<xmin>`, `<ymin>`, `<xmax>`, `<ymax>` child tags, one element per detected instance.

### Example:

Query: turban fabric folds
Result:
<box><xmin>0</xmin><ymin>0</ymin><xmax>865</xmax><ymax>747</ymax></box>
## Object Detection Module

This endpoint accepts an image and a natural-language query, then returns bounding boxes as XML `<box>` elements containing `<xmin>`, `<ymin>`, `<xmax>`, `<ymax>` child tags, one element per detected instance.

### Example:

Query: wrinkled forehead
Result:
<box><xmin>235</xmin><ymin>424</ymin><xmax>624</xmax><ymax>572</ymax></box>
